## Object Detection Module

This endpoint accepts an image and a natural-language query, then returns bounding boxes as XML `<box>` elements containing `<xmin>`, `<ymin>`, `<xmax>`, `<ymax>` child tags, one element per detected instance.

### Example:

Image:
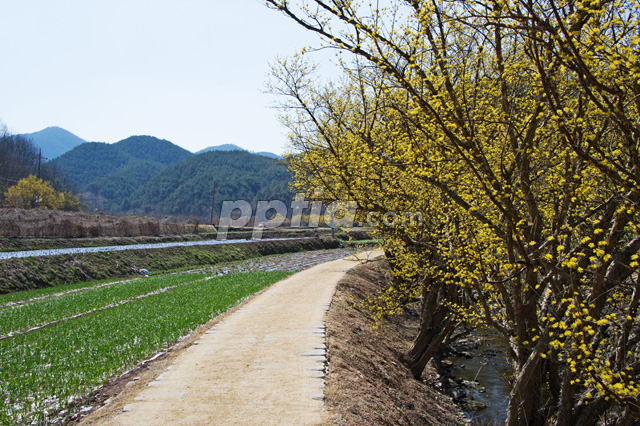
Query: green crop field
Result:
<box><xmin>0</xmin><ymin>270</ymin><xmax>292</xmax><ymax>424</ymax></box>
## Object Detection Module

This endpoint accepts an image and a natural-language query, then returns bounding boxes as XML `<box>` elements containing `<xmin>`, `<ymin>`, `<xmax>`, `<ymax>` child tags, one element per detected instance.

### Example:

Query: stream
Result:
<box><xmin>442</xmin><ymin>330</ymin><xmax>512</xmax><ymax>425</ymax></box>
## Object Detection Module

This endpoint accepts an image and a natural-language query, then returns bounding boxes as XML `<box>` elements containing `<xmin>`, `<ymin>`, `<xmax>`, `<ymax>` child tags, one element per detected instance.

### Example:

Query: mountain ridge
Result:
<box><xmin>197</xmin><ymin>144</ymin><xmax>283</xmax><ymax>160</ymax></box>
<box><xmin>49</xmin><ymin>135</ymin><xmax>291</xmax><ymax>216</ymax></box>
<box><xmin>196</xmin><ymin>144</ymin><xmax>245</xmax><ymax>154</ymax></box>
<box><xmin>20</xmin><ymin>126</ymin><xmax>283</xmax><ymax>160</ymax></box>
<box><xmin>19</xmin><ymin>126</ymin><xmax>86</xmax><ymax>160</ymax></box>
<box><xmin>50</xmin><ymin>135</ymin><xmax>193</xmax><ymax>211</ymax></box>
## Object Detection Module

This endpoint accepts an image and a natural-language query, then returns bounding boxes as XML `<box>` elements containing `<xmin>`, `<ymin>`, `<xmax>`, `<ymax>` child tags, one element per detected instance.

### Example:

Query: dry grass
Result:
<box><xmin>325</xmin><ymin>261</ymin><xmax>466</xmax><ymax>426</ymax></box>
<box><xmin>0</xmin><ymin>208</ymin><xmax>185</xmax><ymax>238</ymax></box>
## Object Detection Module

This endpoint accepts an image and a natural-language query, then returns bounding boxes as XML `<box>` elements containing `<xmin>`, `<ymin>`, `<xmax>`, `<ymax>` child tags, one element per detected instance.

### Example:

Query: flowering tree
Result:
<box><xmin>4</xmin><ymin>175</ymin><xmax>81</xmax><ymax>211</ymax></box>
<box><xmin>267</xmin><ymin>0</ymin><xmax>640</xmax><ymax>424</ymax></box>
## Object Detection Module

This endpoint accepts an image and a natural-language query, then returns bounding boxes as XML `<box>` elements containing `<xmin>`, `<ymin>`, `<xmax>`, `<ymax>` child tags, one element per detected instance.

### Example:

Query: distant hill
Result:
<box><xmin>127</xmin><ymin>150</ymin><xmax>292</xmax><ymax>218</ymax></box>
<box><xmin>112</xmin><ymin>135</ymin><xmax>193</xmax><ymax>166</ymax></box>
<box><xmin>20</xmin><ymin>127</ymin><xmax>86</xmax><ymax>159</ymax></box>
<box><xmin>254</xmin><ymin>151</ymin><xmax>283</xmax><ymax>160</ymax></box>
<box><xmin>50</xmin><ymin>135</ymin><xmax>193</xmax><ymax>211</ymax></box>
<box><xmin>49</xmin><ymin>136</ymin><xmax>292</xmax><ymax>216</ymax></box>
<box><xmin>197</xmin><ymin>144</ymin><xmax>283</xmax><ymax>160</ymax></box>
<box><xmin>197</xmin><ymin>144</ymin><xmax>245</xmax><ymax>154</ymax></box>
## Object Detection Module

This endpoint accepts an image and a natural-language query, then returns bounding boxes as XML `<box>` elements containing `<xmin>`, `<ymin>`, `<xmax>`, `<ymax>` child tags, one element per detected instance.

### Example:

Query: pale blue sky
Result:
<box><xmin>0</xmin><ymin>0</ymin><xmax>334</xmax><ymax>154</ymax></box>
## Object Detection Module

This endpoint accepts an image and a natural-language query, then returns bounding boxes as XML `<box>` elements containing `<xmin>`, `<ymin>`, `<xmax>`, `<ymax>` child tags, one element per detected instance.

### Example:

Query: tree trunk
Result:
<box><xmin>403</xmin><ymin>276</ymin><xmax>458</xmax><ymax>379</ymax></box>
<box><xmin>506</xmin><ymin>349</ymin><xmax>543</xmax><ymax>426</ymax></box>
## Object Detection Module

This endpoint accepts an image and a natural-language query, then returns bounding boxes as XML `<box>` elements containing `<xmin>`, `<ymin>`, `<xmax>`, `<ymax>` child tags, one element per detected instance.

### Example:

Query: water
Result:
<box><xmin>0</xmin><ymin>237</ymin><xmax>311</xmax><ymax>260</ymax></box>
<box><xmin>444</xmin><ymin>331</ymin><xmax>512</xmax><ymax>425</ymax></box>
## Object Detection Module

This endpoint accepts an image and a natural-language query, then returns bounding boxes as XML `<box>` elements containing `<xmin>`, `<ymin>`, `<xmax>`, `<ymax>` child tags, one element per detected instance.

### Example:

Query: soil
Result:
<box><xmin>324</xmin><ymin>260</ymin><xmax>466</xmax><ymax>426</ymax></box>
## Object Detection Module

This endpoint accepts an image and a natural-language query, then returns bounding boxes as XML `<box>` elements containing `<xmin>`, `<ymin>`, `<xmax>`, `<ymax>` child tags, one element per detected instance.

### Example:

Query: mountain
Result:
<box><xmin>127</xmin><ymin>150</ymin><xmax>292</xmax><ymax>218</ymax></box>
<box><xmin>196</xmin><ymin>144</ymin><xmax>245</xmax><ymax>154</ymax></box>
<box><xmin>50</xmin><ymin>135</ymin><xmax>193</xmax><ymax>211</ymax></box>
<box><xmin>20</xmin><ymin>127</ymin><xmax>86</xmax><ymax>159</ymax></box>
<box><xmin>50</xmin><ymin>136</ymin><xmax>292</xmax><ymax>216</ymax></box>
<box><xmin>255</xmin><ymin>151</ymin><xmax>283</xmax><ymax>160</ymax></box>
<box><xmin>112</xmin><ymin>135</ymin><xmax>193</xmax><ymax>166</ymax></box>
<box><xmin>197</xmin><ymin>144</ymin><xmax>283</xmax><ymax>160</ymax></box>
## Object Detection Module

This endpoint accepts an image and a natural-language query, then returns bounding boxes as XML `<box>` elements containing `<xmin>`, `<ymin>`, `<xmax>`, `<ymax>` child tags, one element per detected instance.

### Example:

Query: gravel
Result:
<box><xmin>187</xmin><ymin>248</ymin><xmax>356</xmax><ymax>274</ymax></box>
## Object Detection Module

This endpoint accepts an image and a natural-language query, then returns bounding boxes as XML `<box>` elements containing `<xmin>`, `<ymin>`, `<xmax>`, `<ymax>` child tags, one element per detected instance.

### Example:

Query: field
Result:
<box><xmin>0</xmin><ymin>270</ymin><xmax>292</xmax><ymax>424</ymax></box>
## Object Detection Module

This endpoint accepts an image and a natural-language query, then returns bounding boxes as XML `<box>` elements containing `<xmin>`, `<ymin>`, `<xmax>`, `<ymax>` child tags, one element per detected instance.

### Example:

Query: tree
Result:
<box><xmin>269</xmin><ymin>56</ymin><xmax>469</xmax><ymax>377</ymax></box>
<box><xmin>0</xmin><ymin>128</ymin><xmax>38</xmax><ymax>187</ymax></box>
<box><xmin>266</xmin><ymin>1</ymin><xmax>640</xmax><ymax>424</ymax></box>
<box><xmin>0</xmin><ymin>120</ymin><xmax>74</xmax><ymax>197</ymax></box>
<box><xmin>4</xmin><ymin>175</ymin><xmax>81</xmax><ymax>211</ymax></box>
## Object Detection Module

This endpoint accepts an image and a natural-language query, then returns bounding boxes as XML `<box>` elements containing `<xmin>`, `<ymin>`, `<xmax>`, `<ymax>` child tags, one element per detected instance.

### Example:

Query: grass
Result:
<box><xmin>0</xmin><ymin>273</ymin><xmax>208</xmax><ymax>336</ymax></box>
<box><xmin>0</xmin><ymin>236</ymin><xmax>341</xmax><ymax>293</ymax></box>
<box><xmin>0</xmin><ymin>270</ymin><xmax>292</xmax><ymax>425</ymax></box>
<box><xmin>0</xmin><ymin>276</ymin><xmax>132</xmax><ymax>306</ymax></box>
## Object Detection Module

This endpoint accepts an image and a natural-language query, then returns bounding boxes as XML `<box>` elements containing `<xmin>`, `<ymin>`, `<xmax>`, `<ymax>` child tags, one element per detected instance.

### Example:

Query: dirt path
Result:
<box><xmin>81</xmin><ymin>250</ymin><xmax>381</xmax><ymax>426</ymax></box>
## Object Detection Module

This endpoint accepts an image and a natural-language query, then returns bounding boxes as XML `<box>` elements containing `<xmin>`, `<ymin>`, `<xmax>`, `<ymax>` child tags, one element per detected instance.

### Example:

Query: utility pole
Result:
<box><xmin>36</xmin><ymin>149</ymin><xmax>47</xmax><ymax>179</ymax></box>
<box><xmin>37</xmin><ymin>149</ymin><xmax>41</xmax><ymax>179</ymax></box>
<box><xmin>210</xmin><ymin>181</ymin><xmax>217</xmax><ymax>226</ymax></box>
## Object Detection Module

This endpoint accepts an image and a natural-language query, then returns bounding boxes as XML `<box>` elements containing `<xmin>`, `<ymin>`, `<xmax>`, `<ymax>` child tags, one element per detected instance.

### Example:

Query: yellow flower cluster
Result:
<box><xmin>267</xmin><ymin>0</ymin><xmax>640</xmax><ymax>420</ymax></box>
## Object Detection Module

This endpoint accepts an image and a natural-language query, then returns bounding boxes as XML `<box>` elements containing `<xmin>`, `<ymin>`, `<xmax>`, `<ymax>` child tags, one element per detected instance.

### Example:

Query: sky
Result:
<box><xmin>0</xmin><ymin>0</ymin><xmax>337</xmax><ymax>155</ymax></box>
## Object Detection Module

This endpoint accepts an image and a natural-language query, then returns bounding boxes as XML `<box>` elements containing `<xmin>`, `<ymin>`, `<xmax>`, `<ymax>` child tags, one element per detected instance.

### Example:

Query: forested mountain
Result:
<box><xmin>86</xmin><ymin>159</ymin><xmax>166</xmax><ymax>211</ymax></box>
<box><xmin>254</xmin><ymin>151</ymin><xmax>283</xmax><ymax>159</ymax></box>
<box><xmin>20</xmin><ymin>127</ymin><xmax>86</xmax><ymax>159</ymax></box>
<box><xmin>3</xmin><ymin>124</ymin><xmax>292</xmax><ymax>217</ymax></box>
<box><xmin>128</xmin><ymin>150</ymin><xmax>292</xmax><ymax>218</ymax></box>
<box><xmin>47</xmin><ymin>136</ymin><xmax>292</xmax><ymax>216</ymax></box>
<box><xmin>52</xmin><ymin>135</ymin><xmax>192</xmax><ymax>185</ymax></box>
<box><xmin>50</xmin><ymin>136</ymin><xmax>193</xmax><ymax>211</ymax></box>
<box><xmin>115</xmin><ymin>136</ymin><xmax>193</xmax><ymax>165</ymax></box>
<box><xmin>197</xmin><ymin>144</ymin><xmax>245</xmax><ymax>154</ymax></box>
<box><xmin>198</xmin><ymin>144</ymin><xmax>283</xmax><ymax>160</ymax></box>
